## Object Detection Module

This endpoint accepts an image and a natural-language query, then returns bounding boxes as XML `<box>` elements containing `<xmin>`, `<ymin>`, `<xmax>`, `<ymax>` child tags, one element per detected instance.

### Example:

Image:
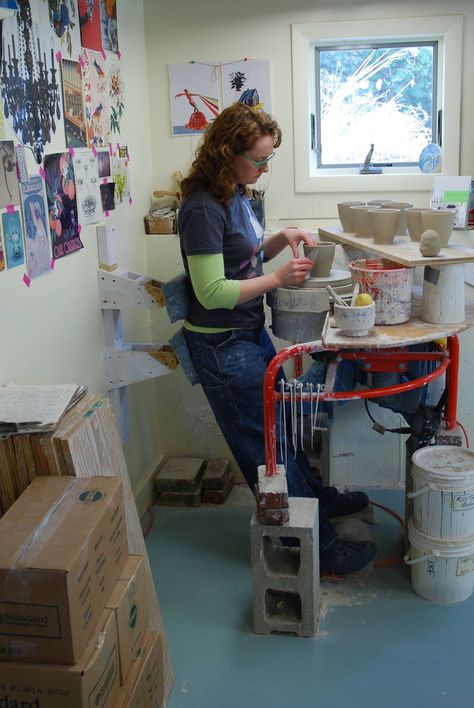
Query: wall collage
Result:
<box><xmin>0</xmin><ymin>0</ymin><xmax>130</xmax><ymax>284</ymax></box>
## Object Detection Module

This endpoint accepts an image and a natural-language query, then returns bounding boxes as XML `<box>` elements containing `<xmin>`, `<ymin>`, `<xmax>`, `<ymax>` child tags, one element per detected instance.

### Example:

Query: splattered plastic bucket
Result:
<box><xmin>349</xmin><ymin>258</ymin><xmax>413</xmax><ymax>324</ymax></box>
<box><xmin>405</xmin><ymin>517</ymin><xmax>474</xmax><ymax>603</ymax></box>
<box><xmin>408</xmin><ymin>447</ymin><xmax>474</xmax><ymax>539</ymax></box>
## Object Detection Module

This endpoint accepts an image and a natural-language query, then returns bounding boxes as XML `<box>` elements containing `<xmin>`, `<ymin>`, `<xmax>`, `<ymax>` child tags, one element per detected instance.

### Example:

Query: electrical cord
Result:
<box><xmin>364</xmin><ymin>398</ymin><xmax>412</xmax><ymax>435</ymax></box>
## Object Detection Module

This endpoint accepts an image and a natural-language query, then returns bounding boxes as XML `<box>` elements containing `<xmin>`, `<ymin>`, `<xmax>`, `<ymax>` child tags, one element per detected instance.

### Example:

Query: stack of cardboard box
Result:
<box><xmin>0</xmin><ymin>476</ymin><xmax>164</xmax><ymax>707</ymax></box>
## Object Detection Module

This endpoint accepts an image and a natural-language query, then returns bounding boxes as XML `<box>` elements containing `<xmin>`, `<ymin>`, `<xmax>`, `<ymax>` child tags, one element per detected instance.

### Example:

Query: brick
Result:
<box><xmin>154</xmin><ymin>457</ymin><xmax>205</xmax><ymax>493</ymax></box>
<box><xmin>157</xmin><ymin>488</ymin><xmax>202</xmax><ymax>507</ymax></box>
<box><xmin>201</xmin><ymin>458</ymin><xmax>230</xmax><ymax>490</ymax></box>
<box><xmin>258</xmin><ymin>507</ymin><xmax>290</xmax><ymax>525</ymax></box>
<box><xmin>202</xmin><ymin>472</ymin><xmax>235</xmax><ymax>504</ymax></box>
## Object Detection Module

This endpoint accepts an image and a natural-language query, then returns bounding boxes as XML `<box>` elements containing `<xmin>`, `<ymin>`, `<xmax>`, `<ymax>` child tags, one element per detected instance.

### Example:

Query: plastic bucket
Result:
<box><xmin>349</xmin><ymin>258</ymin><xmax>413</xmax><ymax>324</ymax></box>
<box><xmin>408</xmin><ymin>447</ymin><xmax>474</xmax><ymax>539</ymax></box>
<box><xmin>405</xmin><ymin>517</ymin><xmax>474</xmax><ymax>603</ymax></box>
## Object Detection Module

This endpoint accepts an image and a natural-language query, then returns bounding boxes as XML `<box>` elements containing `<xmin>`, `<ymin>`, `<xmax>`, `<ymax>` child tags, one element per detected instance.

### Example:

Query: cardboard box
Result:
<box><xmin>0</xmin><ymin>476</ymin><xmax>128</xmax><ymax>664</ymax></box>
<box><xmin>116</xmin><ymin>631</ymin><xmax>164</xmax><ymax>708</ymax></box>
<box><xmin>0</xmin><ymin>609</ymin><xmax>120</xmax><ymax>708</ymax></box>
<box><xmin>105</xmin><ymin>555</ymin><xmax>148</xmax><ymax>683</ymax></box>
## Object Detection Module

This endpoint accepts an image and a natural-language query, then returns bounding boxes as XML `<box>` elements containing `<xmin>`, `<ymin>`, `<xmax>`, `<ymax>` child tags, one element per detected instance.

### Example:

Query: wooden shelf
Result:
<box><xmin>322</xmin><ymin>303</ymin><xmax>474</xmax><ymax>350</ymax></box>
<box><xmin>318</xmin><ymin>226</ymin><xmax>474</xmax><ymax>267</ymax></box>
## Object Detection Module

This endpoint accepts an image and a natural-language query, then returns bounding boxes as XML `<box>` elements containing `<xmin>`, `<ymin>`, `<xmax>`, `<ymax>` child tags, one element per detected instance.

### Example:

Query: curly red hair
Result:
<box><xmin>180</xmin><ymin>104</ymin><xmax>282</xmax><ymax>205</ymax></box>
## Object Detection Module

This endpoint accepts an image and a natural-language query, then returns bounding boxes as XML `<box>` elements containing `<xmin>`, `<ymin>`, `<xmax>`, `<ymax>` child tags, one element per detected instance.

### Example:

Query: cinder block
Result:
<box><xmin>201</xmin><ymin>458</ymin><xmax>230</xmax><ymax>490</ymax></box>
<box><xmin>202</xmin><ymin>472</ymin><xmax>235</xmax><ymax>504</ymax></box>
<box><xmin>250</xmin><ymin>497</ymin><xmax>319</xmax><ymax>637</ymax></box>
<box><xmin>154</xmin><ymin>457</ymin><xmax>204</xmax><ymax>493</ymax></box>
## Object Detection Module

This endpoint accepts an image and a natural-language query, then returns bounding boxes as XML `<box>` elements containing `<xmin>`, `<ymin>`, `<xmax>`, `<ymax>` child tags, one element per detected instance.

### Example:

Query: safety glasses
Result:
<box><xmin>242</xmin><ymin>151</ymin><xmax>276</xmax><ymax>169</ymax></box>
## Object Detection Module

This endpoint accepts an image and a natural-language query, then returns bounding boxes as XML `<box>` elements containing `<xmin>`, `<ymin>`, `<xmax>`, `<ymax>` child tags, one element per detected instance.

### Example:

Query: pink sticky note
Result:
<box><xmin>38</xmin><ymin>166</ymin><xmax>46</xmax><ymax>180</ymax></box>
<box><xmin>101</xmin><ymin>49</ymin><xmax>106</xmax><ymax>61</ymax></box>
<box><xmin>102</xmin><ymin>177</ymin><xmax>108</xmax><ymax>185</ymax></box>
<box><xmin>129</xmin><ymin>196</ymin><xmax>133</xmax><ymax>206</ymax></box>
<box><xmin>55</xmin><ymin>50</ymin><xmax>62</xmax><ymax>63</ymax></box>
<box><xmin>105</xmin><ymin>210</ymin><xmax>110</xmax><ymax>218</ymax></box>
<box><xmin>78</xmin><ymin>54</ymin><xmax>85</xmax><ymax>68</ymax></box>
<box><xmin>23</xmin><ymin>273</ymin><xmax>31</xmax><ymax>288</ymax></box>
<box><xmin>6</xmin><ymin>204</ymin><xmax>14</xmax><ymax>214</ymax></box>
<box><xmin>50</xmin><ymin>258</ymin><xmax>55</xmax><ymax>270</ymax></box>
<box><xmin>68</xmin><ymin>146</ymin><xmax>75</xmax><ymax>157</ymax></box>
<box><xmin>108</xmin><ymin>143</ymin><xmax>113</xmax><ymax>156</ymax></box>
<box><xmin>117</xmin><ymin>51</ymin><xmax>122</xmax><ymax>60</ymax></box>
<box><xmin>92</xmin><ymin>145</ymin><xmax>97</xmax><ymax>158</ymax></box>
<box><xmin>78</xmin><ymin>223</ymin><xmax>82</xmax><ymax>234</ymax></box>
<box><xmin>116</xmin><ymin>142</ymin><xmax>120</xmax><ymax>150</ymax></box>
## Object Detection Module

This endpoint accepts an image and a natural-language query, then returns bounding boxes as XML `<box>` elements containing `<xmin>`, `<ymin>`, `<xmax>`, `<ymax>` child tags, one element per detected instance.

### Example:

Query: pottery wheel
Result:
<box><xmin>296</xmin><ymin>268</ymin><xmax>352</xmax><ymax>289</ymax></box>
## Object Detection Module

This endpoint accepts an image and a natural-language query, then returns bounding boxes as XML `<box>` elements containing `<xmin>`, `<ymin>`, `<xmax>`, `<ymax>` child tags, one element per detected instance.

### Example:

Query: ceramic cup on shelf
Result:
<box><xmin>350</xmin><ymin>205</ymin><xmax>379</xmax><ymax>238</ymax></box>
<box><xmin>303</xmin><ymin>242</ymin><xmax>336</xmax><ymax>277</ymax></box>
<box><xmin>381</xmin><ymin>201</ymin><xmax>413</xmax><ymax>236</ymax></box>
<box><xmin>405</xmin><ymin>208</ymin><xmax>425</xmax><ymax>242</ymax></box>
<box><xmin>368</xmin><ymin>208</ymin><xmax>400</xmax><ymax>245</ymax></box>
<box><xmin>421</xmin><ymin>209</ymin><xmax>456</xmax><ymax>247</ymax></box>
<box><xmin>337</xmin><ymin>201</ymin><xmax>365</xmax><ymax>232</ymax></box>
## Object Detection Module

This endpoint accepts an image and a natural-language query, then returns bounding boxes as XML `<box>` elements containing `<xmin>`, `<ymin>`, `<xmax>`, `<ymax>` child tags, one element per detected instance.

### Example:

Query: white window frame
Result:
<box><xmin>291</xmin><ymin>15</ymin><xmax>463</xmax><ymax>194</ymax></box>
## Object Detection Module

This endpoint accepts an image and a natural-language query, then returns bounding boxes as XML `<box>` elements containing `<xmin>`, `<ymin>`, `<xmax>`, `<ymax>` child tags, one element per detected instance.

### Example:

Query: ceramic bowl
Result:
<box><xmin>333</xmin><ymin>302</ymin><xmax>376</xmax><ymax>336</ymax></box>
<box><xmin>337</xmin><ymin>201</ymin><xmax>365</xmax><ymax>232</ymax></box>
<box><xmin>421</xmin><ymin>209</ymin><xmax>455</xmax><ymax>247</ymax></box>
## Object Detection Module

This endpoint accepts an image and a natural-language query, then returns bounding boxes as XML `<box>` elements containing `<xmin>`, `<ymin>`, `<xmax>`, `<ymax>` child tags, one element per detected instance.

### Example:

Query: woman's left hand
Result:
<box><xmin>280</xmin><ymin>228</ymin><xmax>316</xmax><ymax>258</ymax></box>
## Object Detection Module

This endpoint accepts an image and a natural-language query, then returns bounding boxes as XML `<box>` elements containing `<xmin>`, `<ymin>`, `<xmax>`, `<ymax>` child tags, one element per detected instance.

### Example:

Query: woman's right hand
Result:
<box><xmin>274</xmin><ymin>257</ymin><xmax>314</xmax><ymax>287</ymax></box>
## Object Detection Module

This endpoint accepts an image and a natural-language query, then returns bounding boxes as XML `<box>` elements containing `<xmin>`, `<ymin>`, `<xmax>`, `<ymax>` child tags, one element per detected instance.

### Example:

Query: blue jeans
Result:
<box><xmin>184</xmin><ymin>326</ymin><xmax>337</xmax><ymax>550</ymax></box>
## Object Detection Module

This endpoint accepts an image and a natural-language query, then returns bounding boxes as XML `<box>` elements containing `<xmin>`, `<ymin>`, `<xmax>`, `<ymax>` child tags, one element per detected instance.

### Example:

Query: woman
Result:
<box><xmin>178</xmin><ymin>104</ymin><xmax>376</xmax><ymax>574</ymax></box>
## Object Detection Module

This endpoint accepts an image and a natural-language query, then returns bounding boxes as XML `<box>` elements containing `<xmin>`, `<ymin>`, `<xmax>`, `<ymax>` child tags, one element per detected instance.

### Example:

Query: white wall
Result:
<box><xmin>1</xmin><ymin>0</ymin><xmax>161</xmax><ymax>498</ymax></box>
<box><xmin>143</xmin><ymin>0</ymin><xmax>474</xmax><ymax>477</ymax></box>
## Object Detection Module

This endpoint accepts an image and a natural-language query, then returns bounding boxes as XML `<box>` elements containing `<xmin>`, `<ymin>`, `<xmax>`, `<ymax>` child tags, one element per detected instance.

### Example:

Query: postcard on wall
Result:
<box><xmin>81</xmin><ymin>47</ymin><xmax>110</xmax><ymax>147</ymax></box>
<box><xmin>99</xmin><ymin>0</ymin><xmax>118</xmax><ymax>54</ymax></box>
<box><xmin>168</xmin><ymin>63</ymin><xmax>220</xmax><ymax>136</ymax></box>
<box><xmin>112</xmin><ymin>145</ymin><xmax>130</xmax><ymax>205</ymax></box>
<box><xmin>100</xmin><ymin>181</ymin><xmax>115</xmax><ymax>211</ymax></box>
<box><xmin>61</xmin><ymin>58</ymin><xmax>88</xmax><ymax>147</ymax></box>
<box><xmin>108</xmin><ymin>56</ymin><xmax>125</xmax><ymax>136</ymax></box>
<box><xmin>78</xmin><ymin>0</ymin><xmax>103</xmax><ymax>51</ymax></box>
<box><xmin>39</xmin><ymin>0</ymin><xmax>82</xmax><ymax>60</ymax></box>
<box><xmin>97</xmin><ymin>148</ymin><xmax>111</xmax><ymax>178</ymax></box>
<box><xmin>44</xmin><ymin>151</ymin><xmax>83</xmax><ymax>259</ymax></box>
<box><xmin>430</xmin><ymin>176</ymin><xmax>472</xmax><ymax>229</ymax></box>
<box><xmin>0</xmin><ymin>141</ymin><xmax>20</xmax><ymax>208</ymax></box>
<box><xmin>73</xmin><ymin>148</ymin><xmax>102</xmax><ymax>225</ymax></box>
<box><xmin>20</xmin><ymin>176</ymin><xmax>52</xmax><ymax>280</ymax></box>
<box><xmin>1</xmin><ymin>207</ymin><xmax>24</xmax><ymax>269</ymax></box>
<box><xmin>221</xmin><ymin>59</ymin><xmax>272</xmax><ymax>114</ymax></box>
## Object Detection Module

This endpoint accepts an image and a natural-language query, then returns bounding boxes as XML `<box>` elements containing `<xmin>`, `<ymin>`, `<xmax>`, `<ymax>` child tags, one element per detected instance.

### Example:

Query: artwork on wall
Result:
<box><xmin>108</xmin><ymin>56</ymin><xmax>124</xmax><ymax>136</ymax></box>
<box><xmin>40</xmin><ymin>0</ymin><xmax>82</xmax><ymax>60</ymax></box>
<box><xmin>73</xmin><ymin>147</ymin><xmax>102</xmax><ymax>225</ymax></box>
<box><xmin>0</xmin><ymin>141</ymin><xmax>20</xmax><ymax>208</ymax></box>
<box><xmin>168</xmin><ymin>63</ymin><xmax>220</xmax><ymax>136</ymax></box>
<box><xmin>78</xmin><ymin>0</ymin><xmax>102</xmax><ymax>51</ymax></box>
<box><xmin>60</xmin><ymin>58</ymin><xmax>88</xmax><ymax>147</ymax></box>
<box><xmin>2</xmin><ymin>207</ymin><xmax>25</xmax><ymax>269</ymax></box>
<box><xmin>97</xmin><ymin>147</ymin><xmax>110</xmax><ymax>178</ymax></box>
<box><xmin>81</xmin><ymin>47</ymin><xmax>110</xmax><ymax>147</ymax></box>
<box><xmin>222</xmin><ymin>59</ymin><xmax>272</xmax><ymax>114</ymax></box>
<box><xmin>20</xmin><ymin>175</ymin><xmax>52</xmax><ymax>279</ymax></box>
<box><xmin>1</xmin><ymin>1</ymin><xmax>64</xmax><ymax>163</ymax></box>
<box><xmin>111</xmin><ymin>144</ymin><xmax>130</xmax><ymax>205</ymax></box>
<box><xmin>99</xmin><ymin>180</ymin><xmax>114</xmax><ymax>211</ymax></box>
<box><xmin>0</xmin><ymin>228</ymin><xmax>4</xmax><ymax>272</ymax></box>
<box><xmin>99</xmin><ymin>0</ymin><xmax>118</xmax><ymax>54</ymax></box>
<box><xmin>44</xmin><ymin>151</ymin><xmax>83</xmax><ymax>259</ymax></box>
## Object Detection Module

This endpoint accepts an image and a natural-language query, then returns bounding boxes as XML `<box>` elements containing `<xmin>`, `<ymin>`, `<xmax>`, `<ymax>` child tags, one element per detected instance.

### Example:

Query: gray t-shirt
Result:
<box><xmin>178</xmin><ymin>187</ymin><xmax>265</xmax><ymax>329</ymax></box>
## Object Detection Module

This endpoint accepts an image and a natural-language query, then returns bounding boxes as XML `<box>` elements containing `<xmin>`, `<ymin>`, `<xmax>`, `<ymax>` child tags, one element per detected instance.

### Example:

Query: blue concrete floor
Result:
<box><xmin>145</xmin><ymin>487</ymin><xmax>474</xmax><ymax>708</ymax></box>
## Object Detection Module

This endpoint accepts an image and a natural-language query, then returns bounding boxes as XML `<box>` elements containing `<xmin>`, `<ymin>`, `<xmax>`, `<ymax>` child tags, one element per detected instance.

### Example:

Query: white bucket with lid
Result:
<box><xmin>405</xmin><ymin>517</ymin><xmax>474</xmax><ymax>603</ymax></box>
<box><xmin>408</xmin><ymin>446</ymin><xmax>474</xmax><ymax>539</ymax></box>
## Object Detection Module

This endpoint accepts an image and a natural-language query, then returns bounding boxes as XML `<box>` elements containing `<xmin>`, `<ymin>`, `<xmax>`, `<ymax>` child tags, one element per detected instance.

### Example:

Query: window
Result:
<box><xmin>291</xmin><ymin>16</ymin><xmax>463</xmax><ymax>194</ymax></box>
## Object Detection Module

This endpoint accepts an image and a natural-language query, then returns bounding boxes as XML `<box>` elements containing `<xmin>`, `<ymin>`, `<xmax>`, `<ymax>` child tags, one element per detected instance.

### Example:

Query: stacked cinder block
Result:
<box><xmin>155</xmin><ymin>456</ymin><xmax>234</xmax><ymax>506</ymax></box>
<box><xmin>250</xmin><ymin>497</ymin><xmax>319</xmax><ymax>637</ymax></box>
<box><xmin>256</xmin><ymin>463</ymin><xmax>289</xmax><ymax>525</ymax></box>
